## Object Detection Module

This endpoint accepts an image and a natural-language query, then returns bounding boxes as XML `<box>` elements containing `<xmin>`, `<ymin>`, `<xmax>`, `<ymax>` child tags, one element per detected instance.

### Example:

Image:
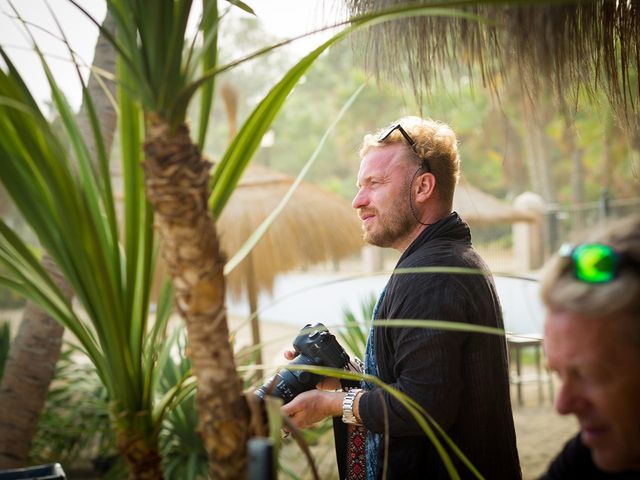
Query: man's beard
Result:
<box><xmin>361</xmin><ymin>194</ymin><xmax>415</xmax><ymax>248</ymax></box>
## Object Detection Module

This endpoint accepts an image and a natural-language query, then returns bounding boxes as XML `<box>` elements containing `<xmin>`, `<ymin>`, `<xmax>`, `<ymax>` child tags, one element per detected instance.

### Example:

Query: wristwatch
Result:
<box><xmin>342</xmin><ymin>388</ymin><xmax>363</xmax><ymax>425</ymax></box>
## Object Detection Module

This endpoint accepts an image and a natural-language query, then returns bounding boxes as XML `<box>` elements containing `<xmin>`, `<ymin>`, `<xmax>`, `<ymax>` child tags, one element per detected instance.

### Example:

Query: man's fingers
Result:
<box><xmin>283</xmin><ymin>409</ymin><xmax>304</xmax><ymax>430</ymax></box>
<box><xmin>317</xmin><ymin>376</ymin><xmax>341</xmax><ymax>391</ymax></box>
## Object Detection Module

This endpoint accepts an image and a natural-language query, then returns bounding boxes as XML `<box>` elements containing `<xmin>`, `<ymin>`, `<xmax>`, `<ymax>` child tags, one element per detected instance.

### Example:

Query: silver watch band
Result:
<box><xmin>342</xmin><ymin>388</ymin><xmax>363</xmax><ymax>425</ymax></box>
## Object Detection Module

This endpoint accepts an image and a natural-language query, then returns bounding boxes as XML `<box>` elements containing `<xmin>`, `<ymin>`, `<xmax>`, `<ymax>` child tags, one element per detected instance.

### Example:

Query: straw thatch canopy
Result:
<box><xmin>214</xmin><ymin>84</ymin><xmax>363</xmax><ymax>302</ymax></box>
<box><xmin>218</xmin><ymin>165</ymin><xmax>363</xmax><ymax>298</ymax></box>
<box><xmin>345</xmin><ymin>1</ymin><xmax>640</xmax><ymax>135</ymax></box>
<box><xmin>454</xmin><ymin>178</ymin><xmax>535</xmax><ymax>225</ymax></box>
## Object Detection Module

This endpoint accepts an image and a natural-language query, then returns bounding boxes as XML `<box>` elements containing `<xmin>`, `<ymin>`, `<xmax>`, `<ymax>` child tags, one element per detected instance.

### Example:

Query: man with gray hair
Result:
<box><xmin>541</xmin><ymin>215</ymin><xmax>640</xmax><ymax>479</ymax></box>
<box><xmin>282</xmin><ymin>117</ymin><xmax>520</xmax><ymax>479</ymax></box>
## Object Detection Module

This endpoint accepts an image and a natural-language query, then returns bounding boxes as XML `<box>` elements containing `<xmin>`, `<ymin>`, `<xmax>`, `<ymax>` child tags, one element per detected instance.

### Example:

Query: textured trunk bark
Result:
<box><xmin>76</xmin><ymin>12</ymin><xmax>118</xmax><ymax>160</ymax></box>
<box><xmin>0</xmin><ymin>257</ymin><xmax>72</xmax><ymax>468</ymax></box>
<box><xmin>117</xmin><ymin>430</ymin><xmax>164</xmax><ymax>480</ymax></box>
<box><xmin>142</xmin><ymin>119</ymin><xmax>250</xmax><ymax>479</ymax></box>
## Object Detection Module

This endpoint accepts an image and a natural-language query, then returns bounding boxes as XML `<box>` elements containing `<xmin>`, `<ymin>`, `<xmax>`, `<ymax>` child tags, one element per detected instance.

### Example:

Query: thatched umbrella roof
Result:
<box><xmin>218</xmin><ymin>165</ymin><xmax>363</xmax><ymax>298</ymax></box>
<box><xmin>214</xmin><ymin>83</ymin><xmax>363</xmax><ymax>300</ymax></box>
<box><xmin>454</xmin><ymin>178</ymin><xmax>535</xmax><ymax>225</ymax></box>
<box><xmin>217</xmin><ymin>165</ymin><xmax>362</xmax><ymax>369</ymax></box>
<box><xmin>344</xmin><ymin>1</ymin><xmax>639</xmax><ymax>136</ymax></box>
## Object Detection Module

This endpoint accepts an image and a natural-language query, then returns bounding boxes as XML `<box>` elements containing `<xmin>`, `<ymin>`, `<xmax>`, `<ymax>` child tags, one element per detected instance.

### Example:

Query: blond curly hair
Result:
<box><xmin>360</xmin><ymin>116</ymin><xmax>460</xmax><ymax>208</ymax></box>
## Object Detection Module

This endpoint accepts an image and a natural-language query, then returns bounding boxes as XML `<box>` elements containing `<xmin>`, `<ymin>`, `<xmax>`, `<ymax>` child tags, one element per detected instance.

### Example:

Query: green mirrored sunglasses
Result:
<box><xmin>559</xmin><ymin>243</ymin><xmax>640</xmax><ymax>283</ymax></box>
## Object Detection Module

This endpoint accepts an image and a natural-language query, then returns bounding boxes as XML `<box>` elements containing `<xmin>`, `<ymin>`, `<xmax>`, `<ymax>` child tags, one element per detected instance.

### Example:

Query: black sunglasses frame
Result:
<box><xmin>377</xmin><ymin>123</ymin><xmax>431</xmax><ymax>173</ymax></box>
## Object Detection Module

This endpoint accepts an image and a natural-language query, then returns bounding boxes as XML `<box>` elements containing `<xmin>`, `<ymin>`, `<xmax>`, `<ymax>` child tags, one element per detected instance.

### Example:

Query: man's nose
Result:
<box><xmin>555</xmin><ymin>381</ymin><xmax>585</xmax><ymax>416</ymax></box>
<box><xmin>352</xmin><ymin>188</ymin><xmax>368</xmax><ymax>209</ymax></box>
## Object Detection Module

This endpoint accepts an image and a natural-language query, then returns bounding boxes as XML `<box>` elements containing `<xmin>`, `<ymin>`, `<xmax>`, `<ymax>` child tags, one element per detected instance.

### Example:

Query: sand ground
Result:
<box><xmin>511</xmin><ymin>385</ymin><xmax>578</xmax><ymax>479</ymax></box>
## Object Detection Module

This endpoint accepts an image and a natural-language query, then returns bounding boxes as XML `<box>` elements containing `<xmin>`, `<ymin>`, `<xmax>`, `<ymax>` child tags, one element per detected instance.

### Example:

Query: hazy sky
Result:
<box><xmin>0</xmin><ymin>0</ymin><xmax>335</xmax><ymax>110</ymax></box>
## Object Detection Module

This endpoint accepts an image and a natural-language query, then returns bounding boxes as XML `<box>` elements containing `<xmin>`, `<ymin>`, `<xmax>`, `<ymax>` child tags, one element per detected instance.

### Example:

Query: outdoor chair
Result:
<box><xmin>506</xmin><ymin>333</ymin><xmax>555</xmax><ymax>407</ymax></box>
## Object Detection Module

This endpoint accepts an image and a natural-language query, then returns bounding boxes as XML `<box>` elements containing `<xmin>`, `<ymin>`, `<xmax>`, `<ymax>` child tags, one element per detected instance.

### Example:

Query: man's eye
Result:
<box><xmin>574</xmin><ymin>368</ymin><xmax>603</xmax><ymax>384</ymax></box>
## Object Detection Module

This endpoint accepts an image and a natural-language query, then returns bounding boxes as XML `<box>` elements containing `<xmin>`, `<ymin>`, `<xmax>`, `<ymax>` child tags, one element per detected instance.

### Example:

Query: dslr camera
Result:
<box><xmin>255</xmin><ymin>323</ymin><xmax>350</xmax><ymax>404</ymax></box>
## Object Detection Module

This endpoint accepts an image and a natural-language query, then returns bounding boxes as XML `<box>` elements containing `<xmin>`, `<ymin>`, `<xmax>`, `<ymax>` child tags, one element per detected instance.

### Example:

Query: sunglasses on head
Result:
<box><xmin>377</xmin><ymin>123</ymin><xmax>431</xmax><ymax>173</ymax></box>
<box><xmin>559</xmin><ymin>243</ymin><xmax>640</xmax><ymax>283</ymax></box>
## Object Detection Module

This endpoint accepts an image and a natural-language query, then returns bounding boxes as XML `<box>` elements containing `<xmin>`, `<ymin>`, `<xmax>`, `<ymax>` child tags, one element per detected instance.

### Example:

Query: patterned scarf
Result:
<box><xmin>362</xmin><ymin>286</ymin><xmax>386</xmax><ymax>479</ymax></box>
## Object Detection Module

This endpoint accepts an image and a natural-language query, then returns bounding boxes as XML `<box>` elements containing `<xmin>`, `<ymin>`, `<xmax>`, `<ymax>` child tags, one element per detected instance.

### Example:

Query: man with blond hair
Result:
<box><xmin>282</xmin><ymin>117</ymin><xmax>520</xmax><ymax>479</ymax></box>
<box><xmin>541</xmin><ymin>215</ymin><xmax>640</xmax><ymax>479</ymax></box>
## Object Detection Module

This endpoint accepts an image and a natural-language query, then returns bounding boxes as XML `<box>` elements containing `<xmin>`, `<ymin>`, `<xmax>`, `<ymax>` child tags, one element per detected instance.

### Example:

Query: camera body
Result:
<box><xmin>255</xmin><ymin>323</ymin><xmax>350</xmax><ymax>404</ymax></box>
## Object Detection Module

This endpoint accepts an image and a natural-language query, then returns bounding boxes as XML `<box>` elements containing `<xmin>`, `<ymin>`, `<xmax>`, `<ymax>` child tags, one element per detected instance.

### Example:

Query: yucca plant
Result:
<box><xmin>98</xmin><ymin>1</ymin><xmax>292</xmax><ymax>475</ymax></box>
<box><xmin>0</xmin><ymin>48</ymin><xmax>163</xmax><ymax>477</ymax></box>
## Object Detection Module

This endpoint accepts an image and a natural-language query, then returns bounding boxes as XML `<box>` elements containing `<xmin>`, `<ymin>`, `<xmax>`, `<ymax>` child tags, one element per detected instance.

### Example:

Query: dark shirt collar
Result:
<box><xmin>397</xmin><ymin>211</ymin><xmax>470</xmax><ymax>264</ymax></box>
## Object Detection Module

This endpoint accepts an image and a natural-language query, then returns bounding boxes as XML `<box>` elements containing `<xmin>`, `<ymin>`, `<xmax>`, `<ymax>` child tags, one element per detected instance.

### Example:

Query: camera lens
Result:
<box><xmin>254</xmin><ymin>323</ymin><xmax>349</xmax><ymax>404</ymax></box>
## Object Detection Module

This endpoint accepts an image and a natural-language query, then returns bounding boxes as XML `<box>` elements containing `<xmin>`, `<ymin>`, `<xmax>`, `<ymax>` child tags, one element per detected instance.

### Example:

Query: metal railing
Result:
<box><xmin>471</xmin><ymin>196</ymin><xmax>640</xmax><ymax>273</ymax></box>
<box><xmin>543</xmin><ymin>196</ymin><xmax>640</xmax><ymax>256</ymax></box>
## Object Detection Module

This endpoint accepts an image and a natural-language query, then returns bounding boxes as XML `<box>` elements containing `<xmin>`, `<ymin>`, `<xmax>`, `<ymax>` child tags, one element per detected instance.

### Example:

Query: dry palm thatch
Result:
<box><xmin>454</xmin><ymin>178</ymin><xmax>535</xmax><ymax>225</ymax></box>
<box><xmin>218</xmin><ymin>165</ymin><xmax>363</xmax><ymax>298</ymax></box>
<box><xmin>217</xmin><ymin>165</ymin><xmax>362</xmax><ymax>373</ymax></box>
<box><xmin>345</xmin><ymin>1</ymin><xmax>640</xmax><ymax>138</ymax></box>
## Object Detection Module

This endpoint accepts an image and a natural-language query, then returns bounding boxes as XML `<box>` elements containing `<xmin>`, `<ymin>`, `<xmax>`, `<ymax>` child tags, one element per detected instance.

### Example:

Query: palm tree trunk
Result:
<box><xmin>0</xmin><ymin>256</ymin><xmax>72</xmax><ymax>468</ymax></box>
<box><xmin>116</xmin><ymin>430</ymin><xmax>163</xmax><ymax>480</ymax></box>
<box><xmin>142</xmin><ymin>118</ymin><xmax>250</xmax><ymax>479</ymax></box>
<box><xmin>77</xmin><ymin>12</ymin><xmax>118</xmax><ymax>159</ymax></box>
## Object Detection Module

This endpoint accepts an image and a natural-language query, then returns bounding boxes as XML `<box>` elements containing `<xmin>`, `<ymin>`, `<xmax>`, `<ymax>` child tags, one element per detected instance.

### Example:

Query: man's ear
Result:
<box><xmin>414</xmin><ymin>172</ymin><xmax>436</xmax><ymax>204</ymax></box>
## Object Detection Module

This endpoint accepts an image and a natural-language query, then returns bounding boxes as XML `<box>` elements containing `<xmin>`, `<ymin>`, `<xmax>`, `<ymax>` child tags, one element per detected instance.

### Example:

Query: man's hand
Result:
<box><xmin>281</xmin><ymin>390</ymin><xmax>344</xmax><ymax>430</ymax></box>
